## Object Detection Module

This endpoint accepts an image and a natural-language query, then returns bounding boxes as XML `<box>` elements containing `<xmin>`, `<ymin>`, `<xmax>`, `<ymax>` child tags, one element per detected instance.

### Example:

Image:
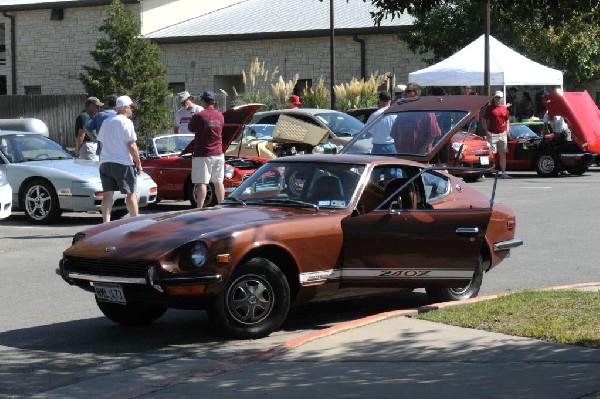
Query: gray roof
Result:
<box><xmin>0</xmin><ymin>0</ymin><xmax>138</xmax><ymax>11</ymax></box>
<box><xmin>145</xmin><ymin>0</ymin><xmax>413</xmax><ymax>43</ymax></box>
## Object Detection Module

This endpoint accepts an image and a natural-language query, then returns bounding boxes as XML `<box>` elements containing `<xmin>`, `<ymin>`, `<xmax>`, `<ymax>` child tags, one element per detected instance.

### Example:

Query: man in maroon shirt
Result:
<box><xmin>188</xmin><ymin>91</ymin><xmax>225</xmax><ymax>208</ymax></box>
<box><xmin>483</xmin><ymin>91</ymin><xmax>511</xmax><ymax>178</ymax></box>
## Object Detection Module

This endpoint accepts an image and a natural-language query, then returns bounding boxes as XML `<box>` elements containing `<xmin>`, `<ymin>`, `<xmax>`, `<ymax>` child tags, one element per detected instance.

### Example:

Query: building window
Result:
<box><xmin>214</xmin><ymin>75</ymin><xmax>243</xmax><ymax>96</ymax></box>
<box><xmin>24</xmin><ymin>86</ymin><xmax>41</xmax><ymax>95</ymax></box>
<box><xmin>168</xmin><ymin>82</ymin><xmax>185</xmax><ymax>93</ymax></box>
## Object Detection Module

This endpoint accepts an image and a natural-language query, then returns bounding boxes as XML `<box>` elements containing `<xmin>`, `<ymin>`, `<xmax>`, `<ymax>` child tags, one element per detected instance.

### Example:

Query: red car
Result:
<box><xmin>141</xmin><ymin>104</ymin><xmax>266</xmax><ymax>207</ymax></box>
<box><xmin>502</xmin><ymin>90</ymin><xmax>598</xmax><ymax>177</ymax></box>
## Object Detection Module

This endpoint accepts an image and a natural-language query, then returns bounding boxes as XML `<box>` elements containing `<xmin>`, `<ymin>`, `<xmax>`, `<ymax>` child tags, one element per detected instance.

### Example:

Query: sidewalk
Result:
<box><xmin>35</xmin><ymin>283</ymin><xmax>600</xmax><ymax>399</ymax></box>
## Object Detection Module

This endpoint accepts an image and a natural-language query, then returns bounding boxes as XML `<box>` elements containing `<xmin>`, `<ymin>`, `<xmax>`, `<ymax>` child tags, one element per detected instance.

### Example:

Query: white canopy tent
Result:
<box><xmin>408</xmin><ymin>35</ymin><xmax>563</xmax><ymax>95</ymax></box>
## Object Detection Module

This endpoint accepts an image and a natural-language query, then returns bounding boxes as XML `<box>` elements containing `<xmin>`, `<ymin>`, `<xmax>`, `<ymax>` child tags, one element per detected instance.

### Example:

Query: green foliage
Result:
<box><xmin>419</xmin><ymin>290</ymin><xmax>600</xmax><ymax>348</ymax></box>
<box><xmin>364</xmin><ymin>0</ymin><xmax>600</xmax><ymax>87</ymax></box>
<box><xmin>79</xmin><ymin>0</ymin><xmax>171</xmax><ymax>139</ymax></box>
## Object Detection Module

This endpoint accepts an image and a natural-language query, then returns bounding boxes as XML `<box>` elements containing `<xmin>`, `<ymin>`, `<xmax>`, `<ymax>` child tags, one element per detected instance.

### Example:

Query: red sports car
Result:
<box><xmin>141</xmin><ymin>104</ymin><xmax>266</xmax><ymax>207</ymax></box>
<box><xmin>501</xmin><ymin>90</ymin><xmax>598</xmax><ymax>177</ymax></box>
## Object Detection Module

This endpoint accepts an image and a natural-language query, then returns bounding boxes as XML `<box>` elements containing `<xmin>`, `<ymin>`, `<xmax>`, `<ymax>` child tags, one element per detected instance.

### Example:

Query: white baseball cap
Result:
<box><xmin>395</xmin><ymin>84</ymin><xmax>407</xmax><ymax>93</ymax></box>
<box><xmin>116</xmin><ymin>95</ymin><xmax>134</xmax><ymax>107</ymax></box>
<box><xmin>494</xmin><ymin>90</ymin><xmax>504</xmax><ymax>98</ymax></box>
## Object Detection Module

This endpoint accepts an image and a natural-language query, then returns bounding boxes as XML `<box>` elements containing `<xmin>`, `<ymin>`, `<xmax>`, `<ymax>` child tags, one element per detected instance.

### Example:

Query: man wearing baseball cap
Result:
<box><xmin>174</xmin><ymin>91</ymin><xmax>203</xmax><ymax>134</ymax></box>
<box><xmin>97</xmin><ymin>95</ymin><xmax>143</xmax><ymax>222</ymax></box>
<box><xmin>483</xmin><ymin>91</ymin><xmax>511</xmax><ymax>179</ymax></box>
<box><xmin>188</xmin><ymin>91</ymin><xmax>225</xmax><ymax>208</ymax></box>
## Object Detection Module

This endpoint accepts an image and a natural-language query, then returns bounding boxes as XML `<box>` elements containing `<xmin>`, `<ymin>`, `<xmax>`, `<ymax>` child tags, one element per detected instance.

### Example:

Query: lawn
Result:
<box><xmin>417</xmin><ymin>289</ymin><xmax>600</xmax><ymax>349</ymax></box>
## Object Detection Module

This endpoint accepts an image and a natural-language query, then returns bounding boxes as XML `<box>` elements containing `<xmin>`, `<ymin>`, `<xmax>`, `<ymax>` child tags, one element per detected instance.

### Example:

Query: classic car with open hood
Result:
<box><xmin>502</xmin><ymin>90</ymin><xmax>598</xmax><ymax>177</ymax></box>
<box><xmin>141</xmin><ymin>104</ymin><xmax>266</xmax><ymax>207</ymax></box>
<box><xmin>58</xmin><ymin>95</ymin><xmax>523</xmax><ymax>339</ymax></box>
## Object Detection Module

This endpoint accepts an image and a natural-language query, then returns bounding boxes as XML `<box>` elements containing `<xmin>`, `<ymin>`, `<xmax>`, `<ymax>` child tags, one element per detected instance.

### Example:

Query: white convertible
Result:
<box><xmin>0</xmin><ymin>131</ymin><xmax>157</xmax><ymax>224</ymax></box>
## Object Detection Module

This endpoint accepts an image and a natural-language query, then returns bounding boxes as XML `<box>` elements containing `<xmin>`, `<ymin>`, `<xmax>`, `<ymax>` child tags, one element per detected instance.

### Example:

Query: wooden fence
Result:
<box><xmin>0</xmin><ymin>93</ymin><xmax>229</xmax><ymax>147</ymax></box>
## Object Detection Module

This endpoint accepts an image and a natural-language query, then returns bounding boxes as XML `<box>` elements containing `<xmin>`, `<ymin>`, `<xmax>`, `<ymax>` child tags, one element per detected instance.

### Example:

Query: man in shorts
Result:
<box><xmin>188</xmin><ymin>91</ymin><xmax>225</xmax><ymax>208</ymax></box>
<box><xmin>483</xmin><ymin>91</ymin><xmax>511</xmax><ymax>179</ymax></box>
<box><xmin>97</xmin><ymin>95</ymin><xmax>143</xmax><ymax>222</ymax></box>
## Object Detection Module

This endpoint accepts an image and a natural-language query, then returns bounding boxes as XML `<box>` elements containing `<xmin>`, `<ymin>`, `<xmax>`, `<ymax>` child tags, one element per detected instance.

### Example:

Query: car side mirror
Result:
<box><xmin>388</xmin><ymin>197</ymin><xmax>402</xmax><ymax>214</ymax></box>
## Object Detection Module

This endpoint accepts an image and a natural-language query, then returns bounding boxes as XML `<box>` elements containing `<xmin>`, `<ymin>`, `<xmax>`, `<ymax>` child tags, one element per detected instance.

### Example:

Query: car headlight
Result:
<box><xmin>181</xmin><ymin>241</ymin><xmax>208</xmax><ymax>271</ymax></box>
<box><xmin>224</xmin><ymin>164</ymin><xmax>234</xmax><ymax>179</ymax></box>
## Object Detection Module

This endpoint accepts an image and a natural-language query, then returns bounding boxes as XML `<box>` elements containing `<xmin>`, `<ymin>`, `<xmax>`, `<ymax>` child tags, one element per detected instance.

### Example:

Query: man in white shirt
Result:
<box><xmin>367</xmin><ymin>91</ymin><xmax>396</xmax><ymax>154</ymax></box>
<box><xmin>543</xmin><ymin>110</ymin><xmax>571</xmax><ymax>141</ymax></box>
<box><xmin>174</xmin><ymin>91</ymin><xmax>203</xmax><ymax>134</ymax></box>
<box><xmin>97</xmin><ymin>95</ymin><xmax>143</xmax><ymax>222</ymax></box>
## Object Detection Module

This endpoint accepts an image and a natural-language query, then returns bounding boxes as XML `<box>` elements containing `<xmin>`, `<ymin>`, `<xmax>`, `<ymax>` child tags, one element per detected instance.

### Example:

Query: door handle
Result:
<box><xmin>456</xmin><ymin>227</ymin><xmax>479</xmax><ymax>235</ymax></box>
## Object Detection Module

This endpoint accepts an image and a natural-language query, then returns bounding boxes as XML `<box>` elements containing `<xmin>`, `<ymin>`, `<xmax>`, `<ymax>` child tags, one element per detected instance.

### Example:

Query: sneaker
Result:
<box><xmin>498</xmin><ymin>172</ymin><xmax>512</xmax><ymax>179</ymax></box>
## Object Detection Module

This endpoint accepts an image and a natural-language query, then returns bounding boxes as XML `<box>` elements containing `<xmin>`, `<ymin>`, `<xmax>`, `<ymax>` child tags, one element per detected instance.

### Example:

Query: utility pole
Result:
<box><xmin>484</xmin><ymin>0</ymin><xmax>490</xmax><ymax>96</ymax></box>
<box><xmin>330</xmin><ymin>0</ymin><xmax>336</xmax><ymax>109</ymax></box>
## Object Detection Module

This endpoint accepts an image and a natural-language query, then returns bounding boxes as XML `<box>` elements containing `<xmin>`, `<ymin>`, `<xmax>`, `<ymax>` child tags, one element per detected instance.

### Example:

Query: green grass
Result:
<box><xmin>417</xmin><ymin>290</ymin><xmax>600</xmax><ymax>348</ymax></box>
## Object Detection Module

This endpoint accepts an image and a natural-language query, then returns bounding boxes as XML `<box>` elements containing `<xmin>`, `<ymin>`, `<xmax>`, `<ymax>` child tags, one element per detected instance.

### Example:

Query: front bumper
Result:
<box><xmin>57</xmin><ymin>257</ymin><xmax>222</xmax><ymax>289</ymax></box>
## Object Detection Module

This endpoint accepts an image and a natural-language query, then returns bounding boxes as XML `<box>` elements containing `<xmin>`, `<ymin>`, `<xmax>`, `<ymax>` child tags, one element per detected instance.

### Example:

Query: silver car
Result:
<box><xmin>0</xmin><ymin>131</ymin><xmax>157</xmax><ymax>224</ymax></box>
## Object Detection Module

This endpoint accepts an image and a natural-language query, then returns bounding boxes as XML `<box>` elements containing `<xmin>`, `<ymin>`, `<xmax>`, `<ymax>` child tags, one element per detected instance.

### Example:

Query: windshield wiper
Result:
<box><xmin>260</xmin><ymin>198</ymin><xmax>319</xmax><ymax>211</ymax></box>
<box><xmin>222</xmin><ymin>197</ymin><xmax>247</xmax><ymax>206</ymax></box>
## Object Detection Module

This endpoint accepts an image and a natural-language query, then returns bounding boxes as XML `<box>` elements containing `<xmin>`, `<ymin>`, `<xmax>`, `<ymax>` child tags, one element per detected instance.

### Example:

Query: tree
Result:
<box><xmin>79</xmin><ymin>0</ymin><xmax>171</xmax><ymax>139</ymax></box>
<box><xmin>362</xmin><ymin>0</ymin><xmax>600</xmax><ymax>87</ymax></box>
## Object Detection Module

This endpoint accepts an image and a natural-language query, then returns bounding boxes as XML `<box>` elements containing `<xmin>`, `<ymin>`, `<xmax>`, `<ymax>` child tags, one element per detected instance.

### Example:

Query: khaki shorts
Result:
<box><xmin>486</xmin><ymin>132</ymin><xmax>508</xmax><ymax>154</ymax></box>
<box><xmin>192</xmin><ymin>155</ymin><xmax>225</xmax><ymax>184</ymax></box>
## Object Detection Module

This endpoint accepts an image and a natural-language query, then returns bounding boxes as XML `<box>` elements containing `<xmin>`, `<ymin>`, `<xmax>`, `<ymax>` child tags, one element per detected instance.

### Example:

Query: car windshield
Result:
<box><xmin>227</xmin><ymin>161</ymin><xmax>366</xmax><ymax>209</ymax></box>
<box><xmin>342</xmin><ymin>110</ymin><xmax>470</xmax><ymax>156</ymax></box>
<box><xmin>510</xmin><ymin>124</ymin><xmax>540</xmax><ymax>139</ymax></box>
<box><xmin>314</xmin><ymin>112</ymin><xmax>365</xmax><ymax>137</ymax></box>
<box><xmin>0</xmin><ymin>134</ymin><xmax>72</xmax><ymax>163</ymax></box>
<box><xmin>149</xmin><ymin>135</ymin><xmax>194</xmax><ymax>156</ymax></box>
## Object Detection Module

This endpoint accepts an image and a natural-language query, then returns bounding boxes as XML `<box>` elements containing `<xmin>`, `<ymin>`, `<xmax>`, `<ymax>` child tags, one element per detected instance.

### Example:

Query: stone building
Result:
<box><xmin>0</xmin><ymin>0</ymin><xmax>417</xmax><ymax>97</ymax></box>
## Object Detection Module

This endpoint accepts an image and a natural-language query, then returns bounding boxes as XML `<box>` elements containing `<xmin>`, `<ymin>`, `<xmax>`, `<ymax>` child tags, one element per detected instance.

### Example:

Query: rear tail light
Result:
<box><xmin>507</xmin><ymin>220</ymin><xmax>516</xmax><ymax>230</ymax></box>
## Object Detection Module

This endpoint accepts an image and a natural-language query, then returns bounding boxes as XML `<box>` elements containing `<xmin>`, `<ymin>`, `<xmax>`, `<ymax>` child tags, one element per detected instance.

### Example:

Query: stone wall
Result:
<box><xmin>4</xmin><ymin>4</ymin><xmax>140</xmax><ymax>95</ymax></box>
<box><xmin>159</xmin><ymin>34</ymin><xmax>424</xmax><ymax>95</ymax></box>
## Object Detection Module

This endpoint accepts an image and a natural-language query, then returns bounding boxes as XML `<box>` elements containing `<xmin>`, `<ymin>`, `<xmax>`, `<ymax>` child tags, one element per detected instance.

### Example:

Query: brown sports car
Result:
<box><xmin>57</xmin><ymin>96</ymin><xmax>523</xmax><ymax>339</ymax></box>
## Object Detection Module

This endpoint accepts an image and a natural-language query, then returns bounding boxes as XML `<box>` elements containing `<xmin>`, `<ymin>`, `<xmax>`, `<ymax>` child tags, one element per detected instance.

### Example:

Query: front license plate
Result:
<box><xmin>94</xmin><ymin>283</ymin><xmax>126</xmax><ymax>305</ymax></box>
<box><xmin>479</xmin><ymin>156</ymin><xmax>490</xmax><ymax>166</ymax></box>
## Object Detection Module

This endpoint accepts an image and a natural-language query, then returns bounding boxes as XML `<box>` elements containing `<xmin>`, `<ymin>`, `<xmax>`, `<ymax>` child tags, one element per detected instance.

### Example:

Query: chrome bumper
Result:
<box><xmin>494</xmin><ymin>238</ymin><xmax>524</xmax><ymax>251</ymax></box>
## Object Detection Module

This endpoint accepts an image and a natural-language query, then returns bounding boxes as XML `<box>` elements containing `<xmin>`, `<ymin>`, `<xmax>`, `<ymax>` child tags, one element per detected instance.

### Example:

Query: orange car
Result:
<box><xmin>58</xmin><ymin>95</ymin><xmax>522</xmax><ymax>339</ymax></box>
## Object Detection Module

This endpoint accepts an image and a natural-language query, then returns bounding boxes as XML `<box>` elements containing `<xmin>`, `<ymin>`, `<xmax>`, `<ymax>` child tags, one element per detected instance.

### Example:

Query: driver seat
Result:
<box><xmin>384</xmin><ymin>178</ymin><xmax>418</xmax><ymax>209</ymax></box>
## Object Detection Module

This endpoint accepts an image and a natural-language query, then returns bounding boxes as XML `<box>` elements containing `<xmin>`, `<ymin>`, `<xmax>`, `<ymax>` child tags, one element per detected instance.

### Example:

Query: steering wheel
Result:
<box><xmin>34</xmin><ymin>153</ymin><xmax>50</xmax><ymax>160</ymax></box>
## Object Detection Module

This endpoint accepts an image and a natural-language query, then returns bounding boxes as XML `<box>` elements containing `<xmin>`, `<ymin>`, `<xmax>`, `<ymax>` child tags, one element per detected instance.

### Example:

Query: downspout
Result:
<box><xmin>2</xmin><ymin>12</ymin><xmax>17</xmax><ymax>95</ymax></box>
<box><xmin>353</xmin><ymin>34</ymin><xmax>366</xmax><ymax>80</ymax></box>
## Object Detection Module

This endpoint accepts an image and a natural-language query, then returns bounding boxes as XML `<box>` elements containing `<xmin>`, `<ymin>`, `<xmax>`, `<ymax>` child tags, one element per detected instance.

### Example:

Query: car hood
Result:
<box><xmin>16</xmin><ymin>158</ymin><xmax>102</xmax><ymax>181</ymax></box>
<box><xmin>543</xmin><ymin>90</ymin><xmax>600</xmax><ymax>153</ymax></box>
<box><xmin>65</xmin><ymin>205</ymin><xmax>311</xmax><ymax>259</ymax></box>
<box><xmin>343</xmin><ymin>95</ymin><xmax>492</xmax><ymax>163</ymax></box>
<box><xmin>181</xmin><ymin>103</ymin><xmax>264</xmax><ymax>155</ymax></box>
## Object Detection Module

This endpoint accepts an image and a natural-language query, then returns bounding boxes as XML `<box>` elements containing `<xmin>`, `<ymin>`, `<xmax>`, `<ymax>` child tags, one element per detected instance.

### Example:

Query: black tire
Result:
<box><xmin>186</xmin><ymin>180</ymin><xmax>216</xmax><ymax>208</ymax></box>
<box><xmin>426</xmin><ymin>256</ymin><xmax>483</xmax><ymax>303</ymax></box>
<box><xmin>462</xmin><ymin>173</ymin><xmax>483</xmax><ymax>183</ymax></box>
<box><xmin>21</xmin><ymin>179</ymin><xmax>62</xmax><ymax>224</ymax></box>
<box><xmin>96</xmin><ymin>298</ymin><xmax>167</xmax><ymax>325</ymax></box>
<box><xmin>535</xmin><ymin>152</ymin><xmax>560</xmax><ymax>177</ymax></box>
<box><xmin>208</xmin><ymin>258</ymin><xmax>290</xmax><ymax>339</ymax></box>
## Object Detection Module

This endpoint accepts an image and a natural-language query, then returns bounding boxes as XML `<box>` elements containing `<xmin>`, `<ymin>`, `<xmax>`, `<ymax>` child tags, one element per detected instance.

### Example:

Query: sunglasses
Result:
<box><xmin>404</xmin><ymin>89</ymin><xmax>415</xmax><ymax>93</ymax></box>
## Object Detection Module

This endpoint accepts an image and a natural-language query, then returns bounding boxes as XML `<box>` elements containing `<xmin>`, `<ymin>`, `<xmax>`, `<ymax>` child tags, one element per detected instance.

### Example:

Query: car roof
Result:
<box><xmin>0</xmin><ymin>130</ymin><xmax>42</xmax><ymax>136</ymax></box>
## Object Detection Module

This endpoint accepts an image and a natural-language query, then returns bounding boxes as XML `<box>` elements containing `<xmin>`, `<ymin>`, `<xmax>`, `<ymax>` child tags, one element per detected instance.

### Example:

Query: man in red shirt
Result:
<box><xmin>188</xmin><ymin>91</ymin><xmax>225</xmax><ymax>208</ymax></box>
<box><xmin>483</xmin><ymin>91</ymin><xmax>511</xmax><ymax>178</ymax></box>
